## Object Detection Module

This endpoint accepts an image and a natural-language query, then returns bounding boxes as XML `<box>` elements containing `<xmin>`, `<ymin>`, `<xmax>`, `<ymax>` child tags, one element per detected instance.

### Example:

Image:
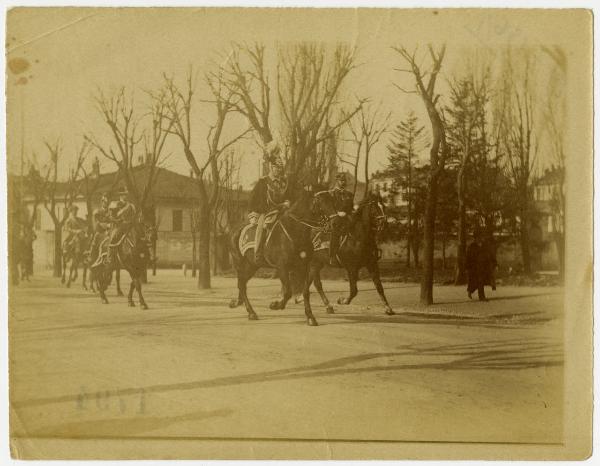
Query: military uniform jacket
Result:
<box><xmin>249</xmin><ymin>176</ymin><xmax>290</xmax><ymax>214</ymax></box>
<box><xmin>111</xmin><ymin>201</ymin><xmax>137</xmax><ymax>225</ymax></box>
<box><xmin>93</xmin><ymin>207</ymin><xmax>111</xmax><ymax>232</ymax></box>
<box><xmin>330</xmin><ymin>187</ymin><xmax>354</xmax><ymax>214</ymax></box>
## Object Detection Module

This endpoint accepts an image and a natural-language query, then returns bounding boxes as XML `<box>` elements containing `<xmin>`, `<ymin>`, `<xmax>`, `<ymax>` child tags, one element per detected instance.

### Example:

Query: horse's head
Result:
<box><xmin>311</xmin><ymin>189</ymin><xmax>339</xmax><ymax>232</ymax></box>
<box><xmin>359</xmin><ymin>193</ymin><xmax>387</xmax><ymax>233</ymax></box>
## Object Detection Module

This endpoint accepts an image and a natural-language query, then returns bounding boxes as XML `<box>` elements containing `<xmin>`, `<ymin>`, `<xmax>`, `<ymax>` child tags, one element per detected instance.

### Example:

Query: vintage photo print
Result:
<box><xmin>5</xmin><ymin>7</ymin><xmax>593</xmax><ymax>460</ymax></box>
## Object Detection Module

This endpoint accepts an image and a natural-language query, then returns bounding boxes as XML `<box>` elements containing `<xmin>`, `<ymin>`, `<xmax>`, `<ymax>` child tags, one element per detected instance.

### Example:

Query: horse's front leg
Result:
<box><xmin>300</xmin><ymin>261</ymin><xmax>318</xmax><ymax>326</ymax></box>
<box><xmin>237</xmin><ymin>260</ymin><xmax>258</xmax><ymax>320</ymax></box>
<box><xmin>367</xmin><ymin>262</ymin><xmax>394</xmax><ymax>315</ymax></box>
<box><xmin>338</xmin><ymin>267</ymin><xmax>358</xmax><ymax>305</ymax></box>
<box><xmin>312</xmin><ymin>267</ymin><xmax>334</xmax><ymax>314</ymax></box>
<box><xmin>82</xmin><ymin>265</ymin><xmax>88</xmax><ymax>290</ymax></box>
<box><xmin>98</xmin><ymin>268</ymin><xmax>109</xmax><ymax>304</ymax></box>
<box><xmin>116</xmin><ymin>268</ymin><xmax>124</xmax><ymax>296</ymax></box>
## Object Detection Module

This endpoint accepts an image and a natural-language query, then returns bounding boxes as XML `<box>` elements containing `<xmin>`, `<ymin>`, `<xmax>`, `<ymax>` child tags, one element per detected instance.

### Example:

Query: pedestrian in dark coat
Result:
<box><xmin>466</xmin><ymin>230</ymin><xmax>497</xmax><ymax>301</ymax></box>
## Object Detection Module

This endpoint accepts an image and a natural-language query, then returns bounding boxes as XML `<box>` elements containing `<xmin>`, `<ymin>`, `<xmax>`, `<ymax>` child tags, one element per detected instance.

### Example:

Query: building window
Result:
<box><xmin>172</xmin><ymin>209</ymin><xmax>183</xmax><ymax>232</ymax></box>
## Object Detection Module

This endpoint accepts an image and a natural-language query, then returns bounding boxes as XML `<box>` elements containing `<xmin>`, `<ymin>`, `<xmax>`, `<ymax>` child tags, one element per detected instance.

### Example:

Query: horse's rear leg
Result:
<box><xmin>61</xmin><ymin>259</ymin><xmax>67</xmax><ymax>284</ymax></box>
<box><xmin>82</xmin><ymin>266</ymin><xmax>88</xmax><ymax>290</ymax></box>
<box><xmin>270</xmin><ymin>269</ymin><xmax>292</xmax><ymax>310</ymax></box>
<box><xmin>229</xmin><ymin>291</ymin><xmax>243</xmax><ymax>308</ymax></box>
<box><xmin>128</xmin><ymin>280</ymin><xmax>136</xmax><ymax>307</ymax></box>
<box><xmin>367</xmin><ymin>262</ymin><xmax>394</xmax><ymax>315</ymax></box>
<box><xmin>237</xmin><ymin>262</ymin><xmax>258</xmax><ymax>320</ymax></box>
<box><xmin>338</xmin><ymin>267</ymin><xmax>358</xmax><ymax>305</ymax></box>
<box><xmin>135</xmin><ymin>278</ymin><xmax>148</xmax><ymax>310</ymax></box>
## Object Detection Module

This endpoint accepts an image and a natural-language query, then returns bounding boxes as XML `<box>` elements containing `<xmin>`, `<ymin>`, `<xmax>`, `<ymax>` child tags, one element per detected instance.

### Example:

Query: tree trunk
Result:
<box><xmin>420</xmin><ymin>178</ymin><xmax>439</xmax><ymax>305</ymax></box>
<box><xmin>197</xmin><ymin>203</ymin><xmax>211</xmax><ymax>289</ymax></box>
<box><xmin>152</xmin><ymin>238</ymin><xmax>157</xmax><ymax>276</ymax></box>
<box><xmin>442</xmin><ymin>233</ymin><xmax>447</xmax><ymax>269</ymax></box>
<box><xmin>454</xmin><ymin>168</ymin><xmax>467</xmax><ymax>284</ymax></box>
<box><xmin>519</xmin><ymin>212</ymin><xmax>532</xmax><ymax>274</ymax></box>
<box><xmin>53</xmin><ymin>225</ymin><xmax>62</xmax><ymax>278</ymax></box>
<box><xmin>211</xmin><ymin>220</ymin><xmax>218</xmax><ymax>277</ymax></box>
<box><xmin>406</xmin><ymin>197</ymin><xmax>412</xmax><ymax>268</ymax></box>
<box><xmin>554</xmin><ymin>232</ymin><xmax>565</xmax><ymax>281</ymax></box>
<box><xmin>413</xmin><ymin>233</ymin><xmax>420</xmax><ymax>268</ymax></box>
<box><xmin>191</xmin><ymin>231</ymin><xmax>197</xmax><ymax>278</ymax></box>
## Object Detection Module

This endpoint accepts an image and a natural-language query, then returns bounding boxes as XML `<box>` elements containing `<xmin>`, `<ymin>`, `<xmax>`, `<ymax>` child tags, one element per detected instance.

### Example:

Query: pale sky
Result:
<box><xmin>6</xmin><ymin>8</ymin><xmax>580</xmax><ymax>187</ymax></box>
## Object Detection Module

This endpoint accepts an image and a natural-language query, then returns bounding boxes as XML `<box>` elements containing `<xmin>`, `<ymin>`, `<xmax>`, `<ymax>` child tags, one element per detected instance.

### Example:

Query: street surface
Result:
<box><xmin>9</xmin><ymin>270</ymin><xmax>563</xmax><ymax>448</ymax></box>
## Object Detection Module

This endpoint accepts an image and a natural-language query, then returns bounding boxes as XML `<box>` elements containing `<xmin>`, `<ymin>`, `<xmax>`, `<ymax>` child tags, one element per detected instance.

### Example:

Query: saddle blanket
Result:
<box><xmin>238</xmin><ymin>210</ymin><xmax>279</xmax><ymax>257</ymax></box>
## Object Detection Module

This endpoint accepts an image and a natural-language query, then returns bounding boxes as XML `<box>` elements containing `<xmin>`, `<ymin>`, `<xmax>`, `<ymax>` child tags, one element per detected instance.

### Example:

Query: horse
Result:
<box><xmin>229</xmin><ymin>185</ymin><xmax>338</xmax><ymax>326</ymax></box>
<box><xmin>83</xmin><ymin>232</ymin><xmax>125</xmax><ymax>296</ymax></box>
<box><xmin>293</xmin><ymin>191</ymin><xmax>395</xmax><ymax>316</ymax></box>
<box><xmin>91</xmin><ymin>213</ymin><xmax>155</xmax><ymax>309</ymax></box>
<box><xmin>61</xmin><ymin>231</ymin><xmax>89</xmax><ymax>288</ymax></box>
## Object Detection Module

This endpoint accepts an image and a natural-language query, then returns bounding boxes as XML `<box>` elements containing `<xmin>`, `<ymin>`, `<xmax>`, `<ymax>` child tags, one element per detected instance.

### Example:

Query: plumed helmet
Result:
<box><xmin>118</xmin><ymin>187</ymin><xmax>129</xmax><ymax>196</ymax></box>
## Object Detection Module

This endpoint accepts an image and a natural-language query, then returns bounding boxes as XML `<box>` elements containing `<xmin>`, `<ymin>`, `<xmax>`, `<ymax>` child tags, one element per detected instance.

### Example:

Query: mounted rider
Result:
<box><xmin>87</xmin><ymin>192</ymin><xmax>111</xmax><ymax>261</ymax></box>
<box><xmin>106</xmin><ymin>188</ymin><xmax>137</xmax><ymax>265</ymax></box>
<box><xmin>63</xmin><ymin>205</ymin><xmax>86</xmax><ymax>250</ymax></box>
<box><xmin>248</xmin><ymin>140</ymin><xmax>291</xmax><ymax>264</ymax></box>
<box><xmin>328</xmin><ymin>172</ymin><xmax>355</xmax><ymax>266</ymax></box>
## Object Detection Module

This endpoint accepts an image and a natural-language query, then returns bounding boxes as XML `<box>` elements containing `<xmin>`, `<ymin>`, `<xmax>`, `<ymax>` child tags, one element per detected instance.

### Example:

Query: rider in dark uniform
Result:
<box><xmin>87</xmin><ymin>192</ymin><xmax>111</xmax><ymax>262</ymax></box>
<box><xmin>328</xmin><ymin>172</ymin><xmax>354</xmax><ymax>266</ymax></box>
<box><xmin>248</xmin><ymin>141</ymin><xmax>291</xmax><ymax>264</ymax></box>
<box><xmin>107</xmin><ymin>188</ymin><xmax>137</xmax><ymax>265</ymax></box>
<box><xmin>63</xmin><ymin>205</ymin><xmax>86</xmax><ymax>250</ymax></box>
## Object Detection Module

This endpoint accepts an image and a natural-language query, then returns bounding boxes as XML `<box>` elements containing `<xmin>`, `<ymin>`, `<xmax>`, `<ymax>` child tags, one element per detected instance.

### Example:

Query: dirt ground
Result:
<box><xmin>9</xmin><ymin>270</ymin><xmax>564</xmax><ymax>458</ymax></box>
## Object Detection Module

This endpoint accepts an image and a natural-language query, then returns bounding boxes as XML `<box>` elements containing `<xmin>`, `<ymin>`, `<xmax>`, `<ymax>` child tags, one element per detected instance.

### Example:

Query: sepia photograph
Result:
<box><xmin>4</xmin><ymin>6</ymin><xmax>593</xmax><ymax>460</ymax></box>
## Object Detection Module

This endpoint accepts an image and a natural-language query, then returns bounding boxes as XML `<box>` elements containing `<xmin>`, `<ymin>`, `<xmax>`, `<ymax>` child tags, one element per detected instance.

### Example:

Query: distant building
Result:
<box><xmin>17</xmin><ymin>165</ymin><xmax>249</xmax><ymax>271</ymax></box>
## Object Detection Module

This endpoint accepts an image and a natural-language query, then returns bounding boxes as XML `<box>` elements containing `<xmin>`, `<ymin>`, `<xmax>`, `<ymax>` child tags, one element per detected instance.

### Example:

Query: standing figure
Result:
<box><xmin>466</xmin><ymin>229</ymin><xmax>497</xmax><ymax>301</ymax></box>
<box><xmin>248</xmin><ymin>141</ymin><xmax>291</xmax><ymax>264</ymax></box>
<box><xmin>107</xmin><ymin>188</ymin><xmax>137</xmax><ymax>266</ymax></box>
<box><xmin>328</xmin><ymin>172</ymin><xmax>354</xmax><ymax>266</ymax></box>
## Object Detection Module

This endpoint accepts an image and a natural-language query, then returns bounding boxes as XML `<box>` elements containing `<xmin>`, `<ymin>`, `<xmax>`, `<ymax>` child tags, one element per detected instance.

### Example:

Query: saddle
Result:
<box><xmin>238</xmin><ymin>210</ymin><xmax>280</xmax><ymax>257</ymax></box>
<box><xmin>91</xmin><ymin>233</ymin><xmax>132</xmax><ymax>268</ymax></box>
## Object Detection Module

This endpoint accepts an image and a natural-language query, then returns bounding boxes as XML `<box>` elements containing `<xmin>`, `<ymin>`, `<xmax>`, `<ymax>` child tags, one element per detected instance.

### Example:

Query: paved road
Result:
<box><xmin>9</xmin><ymin>271</ymin><xmax>564</xmax><ymax>453</ymax></box>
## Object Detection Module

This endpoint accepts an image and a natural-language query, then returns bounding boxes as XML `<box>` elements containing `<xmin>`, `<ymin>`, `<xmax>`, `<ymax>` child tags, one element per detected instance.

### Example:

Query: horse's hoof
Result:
<box><xmin>248</xmin><ymin>313</ymin><xmax>258</xmax><ymax>321</ymax></box>
<box><xmin>385</xmin><ymin>308</ymin><xmax>395</xmax><ymax>316</ymax></box>
<box><xmin>128</xmin><ymin>302</ymin><xmax>135</xmax><ymax>307</ymax></box>
<box><xmin>307</xmin><ymin>317</ymin><xmax>319</xmax><ymax>326</ymax></box>
<box><xmin>229</xmin><ymin>299</ymin><xmax>239</xmax><ymax>308</ymax></box>
<box><xmin>326</xmin><ymin>305</ymin><xmax>335</xmax><ymax>314</ymax></box>
<box><xmin>269</xmin><ymin>301</ymin><xmax>282</xmax><ymax>310</ymax></box>
<box><xmin>140</xmin><ymin>304</ymin><xmax>149</xmax><ymax>310</ymax></box>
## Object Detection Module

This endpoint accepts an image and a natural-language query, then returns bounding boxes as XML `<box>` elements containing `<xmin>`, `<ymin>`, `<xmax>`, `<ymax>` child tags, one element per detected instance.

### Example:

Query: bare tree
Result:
<box><xmin>163</xmin><ymin>69</ymin><xmax>250</xmax><ymax>289</ymax></box>
<box><xmin>542</xmin><ymin>45</ymin><xmax>566</xmax><ymax>279</ymax></box>
<box><xmin>223</xmin><ymin>42</ymin><xmax>361</xmax><ymax>182</ymax></box>
<box><xmin>72</xmin><ymin>141</ymin><xmax>102</xmax><ymax>232</ymax></box>
<box><xmin>86</xmin><ymin>86</ymin><xmax>172</xmax><ymax>281</ymax></box>
<box><xmin>41</xmin><ymin>140</ymin><xmax>80</xmax><ymax>277</ymax></box>
<box><xmin>496</xmin><ymin>48</ymin><xmax>538</xmax><ymax>274</ymax></box>
<box><xmin>394</xmin><ymin>45</ymin><xmax>449</xmax><ymax>305</ymax></box>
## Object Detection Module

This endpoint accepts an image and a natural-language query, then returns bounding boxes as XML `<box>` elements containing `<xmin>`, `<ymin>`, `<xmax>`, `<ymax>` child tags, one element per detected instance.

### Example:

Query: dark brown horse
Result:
<box><xmin>91</xmin><ymin>214</ymin><xmax>154</xmax><ymax>309</ymax></box>
<box><xmin>61</xmin><ymin>231</ymin><xmax>89</xmax><ymax>288</ymax></box>
<box><xmin>294</xmin><ymin>191</ymin><xmax>395</xmax><ymax>316</ymax></box>
<box><xmin>229</xmin><ymin>186</ymin><xmax>337</xmax><ymax>326</ymax></box>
